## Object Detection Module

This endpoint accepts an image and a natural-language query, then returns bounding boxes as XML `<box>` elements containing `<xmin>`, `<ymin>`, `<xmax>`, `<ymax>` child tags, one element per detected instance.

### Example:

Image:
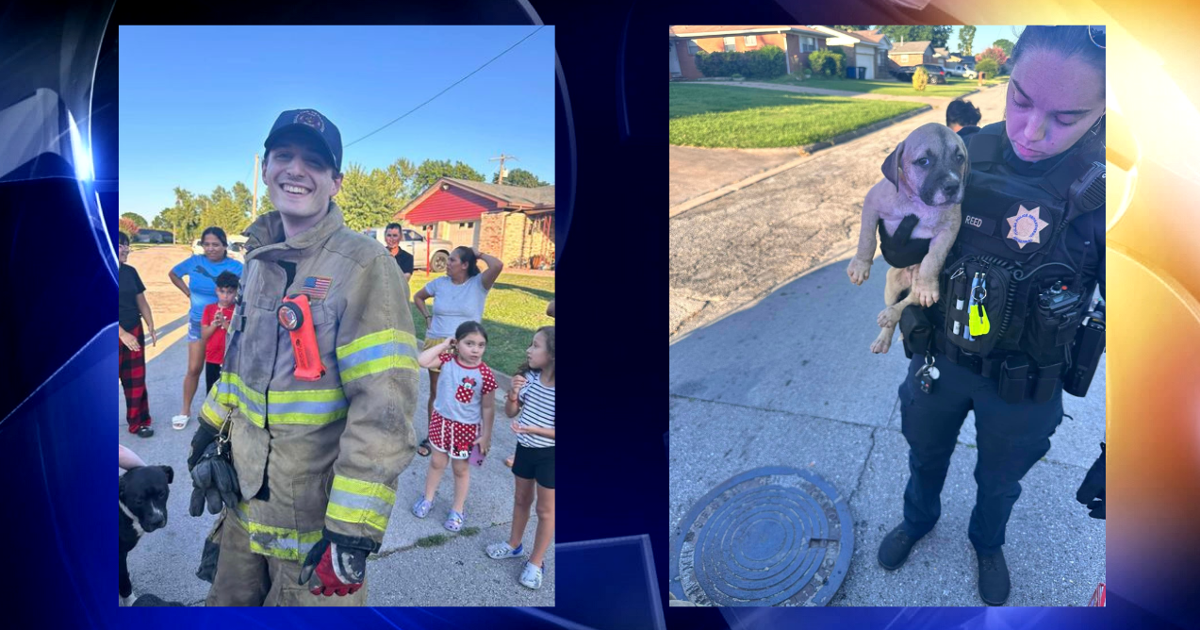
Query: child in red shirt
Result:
<box><xmin>200</xmin><ymin>271</ymin><xmax>239</xmax><ymax>396</ymax></box>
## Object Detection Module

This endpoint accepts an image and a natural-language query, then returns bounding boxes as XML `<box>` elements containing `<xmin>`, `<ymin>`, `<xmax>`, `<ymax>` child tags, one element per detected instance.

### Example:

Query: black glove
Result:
<box><xmin>188</xmin><ymin>421</ymin><xmax>219</xmax><ymax>471</ymax></box>
<box><xmin>1076</xmin><ymin>442</ymin><xmax>1105</xmax><ymax>519</ymax></box>
<box><xmin>188</xmin><ymin>427</ymin><xmax>241</xmax><ymax>517</ymax></box>
<box><xmin>298</xmin><ymin>530</ymin><xmax>375</xmax><ymax>597</ymax></box>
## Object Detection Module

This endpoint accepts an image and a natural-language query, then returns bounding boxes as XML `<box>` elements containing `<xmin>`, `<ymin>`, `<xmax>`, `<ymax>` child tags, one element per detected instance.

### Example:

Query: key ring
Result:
<box><xmin>924</xmin><ymin>352</ymin><xmax>935</xmax><ymax>368</ymax></box>
<box><xmin>972</xmin><ymin>286</ymin><xmax>987</xmax><ymax>302</ymax></box>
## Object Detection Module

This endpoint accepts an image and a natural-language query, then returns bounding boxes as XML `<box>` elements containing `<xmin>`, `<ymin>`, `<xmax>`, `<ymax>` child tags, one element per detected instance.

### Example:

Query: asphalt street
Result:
<box><xmin>118</xmin><ymin>315</ymin><xmax>553</xmax><ymax>606</ymax></box>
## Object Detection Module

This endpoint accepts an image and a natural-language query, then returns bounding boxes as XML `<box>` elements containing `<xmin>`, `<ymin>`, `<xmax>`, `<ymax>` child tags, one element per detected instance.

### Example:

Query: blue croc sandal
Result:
<box><xmin>444</xmin><ymin>510</ymin><xmax>465</xmax><ymax>532</ymax></box>
<box><xmin>412</xmin><ymin>498</ymin><xmax>433</xmax><ymax>519</ymax></box>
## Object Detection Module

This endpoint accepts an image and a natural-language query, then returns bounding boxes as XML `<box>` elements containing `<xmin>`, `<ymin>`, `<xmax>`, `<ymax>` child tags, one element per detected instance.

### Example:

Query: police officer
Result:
<box><xmin>187</xmin><ymin>108</ymin><xmax>419</xmax><ymax>606</ymax></box>
<box><xmin>879</xmin><ymin>26</ymin><xmax>1107</xmax><ymax>606</ymax></box>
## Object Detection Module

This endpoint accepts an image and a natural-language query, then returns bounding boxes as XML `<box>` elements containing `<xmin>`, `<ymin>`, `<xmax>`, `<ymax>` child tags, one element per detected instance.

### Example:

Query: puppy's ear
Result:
<box><xmin>882</xmin><ymin>141</ymin><xmax>904</xmax><ymax>191</ymax></box>
<box><xmin>161</xmin><ymin>465</ymin><xmax>174</xmax><ymax>485</ymax></box>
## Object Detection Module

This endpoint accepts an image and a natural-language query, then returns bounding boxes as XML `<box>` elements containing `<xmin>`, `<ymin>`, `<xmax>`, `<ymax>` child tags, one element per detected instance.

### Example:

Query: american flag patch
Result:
<box><xmin>298</xmin><ymin>276</ymin><xmax>332</xmax><ymax>300</ymax></box>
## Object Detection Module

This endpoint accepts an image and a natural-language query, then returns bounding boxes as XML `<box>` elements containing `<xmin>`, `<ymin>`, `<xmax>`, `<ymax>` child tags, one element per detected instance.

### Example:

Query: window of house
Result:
<box><xmin>687</xmin><ymin>40</ymin><xmax>699</xmax><ymax>55</ymax></box>
<box><xmin>744</xmin><ymin>35</ymin><xmax>757</xmax><ymax>46</ymax></box>
<box><xmin>723</xmin><ymin>37</ymin><xmax>736</xmax><ymax>52</ymax></box>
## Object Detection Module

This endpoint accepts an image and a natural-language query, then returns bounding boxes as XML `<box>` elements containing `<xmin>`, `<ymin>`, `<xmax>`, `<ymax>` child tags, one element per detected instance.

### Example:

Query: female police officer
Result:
<box><xmin>877</xmin><ymin>26</ymin><xmax>1107</xmax><ymax>606</ymax></box>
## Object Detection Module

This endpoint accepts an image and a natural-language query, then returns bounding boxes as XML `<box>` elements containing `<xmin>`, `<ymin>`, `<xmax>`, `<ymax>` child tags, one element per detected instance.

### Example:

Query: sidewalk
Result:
<box><xmin>119</xmin><ymin>320</ymin><xmax>552</xmax><ymax>606</ymax></box>
<box><xmin>668</xmin><ymin>256</ymin><xmax>1106</xmax><ymax>606</ymax></box>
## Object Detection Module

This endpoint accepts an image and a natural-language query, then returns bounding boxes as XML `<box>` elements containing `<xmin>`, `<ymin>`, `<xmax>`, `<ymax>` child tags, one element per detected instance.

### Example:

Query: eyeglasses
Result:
<box><xmin>1088</xmin><ymin>25</ymin><xmax>1105</xmax><ymax>49</ymax></box>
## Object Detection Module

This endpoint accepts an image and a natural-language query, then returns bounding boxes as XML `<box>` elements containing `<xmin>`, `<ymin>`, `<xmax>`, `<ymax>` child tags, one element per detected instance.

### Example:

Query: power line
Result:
<box><xmin>344</xmin><ymin>26</ymin><xmax>545</xmax><ymax>149</ymax></box>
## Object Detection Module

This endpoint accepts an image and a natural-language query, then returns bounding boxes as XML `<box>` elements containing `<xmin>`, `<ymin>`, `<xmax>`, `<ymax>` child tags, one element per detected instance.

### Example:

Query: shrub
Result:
<box><xmin>975</xmin><ymin>58</ymin><xmax>999</xmax><ymax>79</ymax></box>
<box><xmin>694</xmin><ymin>45</ymin><xmax>787</xmax><ymax>79</ymax></box>
<box><xmin>912</xmin><ymin>66</ymin><xmax>929</xmax><ymax>91</ymax></box>
<box><xmin>806</xmin><ymin>49</ymin><xmax>845</xmax><ymax>78</ymax></box>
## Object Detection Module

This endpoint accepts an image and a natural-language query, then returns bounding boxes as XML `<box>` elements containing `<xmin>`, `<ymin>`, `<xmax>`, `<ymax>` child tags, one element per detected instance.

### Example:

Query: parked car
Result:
<box><xmin>962</xmin><ymin>68</ymin><xmax>978</xmax><ymax>79</ymax></box>
<box><xmin>943</xmin><ymin>64</ymin><xmax>968</xmax><ymax>77</ymax></box>
<box><xmin>361</xmin><ymin>226</ymin><xmax>455</xmax><ymax>272</ymax></box>
<box><xmin>192</xmin><ymin>234</ymin><xmax>249</xmax><ymax>262</ymax></box>
<box><xmin>920</xmin><ymin>64</ymin><xmax>948</xmax><ymax>84</ymax></box>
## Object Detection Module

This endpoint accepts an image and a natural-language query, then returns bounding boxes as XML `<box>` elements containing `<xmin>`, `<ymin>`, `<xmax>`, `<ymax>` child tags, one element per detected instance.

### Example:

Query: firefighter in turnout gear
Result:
<box><xmin>188</xmin><ymin>108</ymin><xmax>419</xmax><ymax>606</ymax></box>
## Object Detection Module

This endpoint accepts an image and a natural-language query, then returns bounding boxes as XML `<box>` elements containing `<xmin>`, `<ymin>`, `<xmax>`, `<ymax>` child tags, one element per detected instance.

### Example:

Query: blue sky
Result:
<box><xmin>119</xmin><ymin>26</ymin><xmax>554</xmax><ymax>222</ymax></box>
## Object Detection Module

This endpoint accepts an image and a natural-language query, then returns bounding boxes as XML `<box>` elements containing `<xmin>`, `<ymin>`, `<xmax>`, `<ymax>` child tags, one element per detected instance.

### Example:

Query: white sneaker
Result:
<box><xmin>486</xmin><ymin>541</ymin><xmax>524</xmax><ymax>559</ymax></box>
<box><xmin>172</xmin><ymin>415</ymin><xmax>190</xmax><ymax>430</ymax></box>
<box><xmin>519</xmin><ymin>561</ymin><xmax>543</xmax><ymax>590</ymax></box>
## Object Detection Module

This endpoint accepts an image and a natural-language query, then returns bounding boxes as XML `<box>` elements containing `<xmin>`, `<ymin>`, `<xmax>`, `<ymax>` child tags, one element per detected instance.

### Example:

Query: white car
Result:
<box><xmin>962</xmin><ymin>68</ymin><xmax>978</xmax><ymax>79</ymax></box>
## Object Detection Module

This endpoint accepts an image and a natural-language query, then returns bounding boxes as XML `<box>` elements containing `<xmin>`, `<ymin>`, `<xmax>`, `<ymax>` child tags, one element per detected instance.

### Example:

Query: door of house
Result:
<box><xmin>669</xmin><ymin>41</ymin><xmax>681</xmax><ymax>76</ymax></box>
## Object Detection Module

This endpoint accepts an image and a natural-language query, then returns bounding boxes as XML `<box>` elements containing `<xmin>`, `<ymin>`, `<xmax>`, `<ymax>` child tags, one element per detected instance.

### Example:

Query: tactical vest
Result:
<box><xmin>937</xmin><ymin>121</ymin><xmax>1105</xmax><ymax>366</ymax></box>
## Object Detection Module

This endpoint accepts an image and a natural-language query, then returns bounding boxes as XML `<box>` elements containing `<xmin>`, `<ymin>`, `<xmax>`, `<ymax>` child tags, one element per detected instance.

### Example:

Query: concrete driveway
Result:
<box><xmin>670</xmin><ymin>80</ymin><xmax>1007</xmax><ymax>338</ymax></box>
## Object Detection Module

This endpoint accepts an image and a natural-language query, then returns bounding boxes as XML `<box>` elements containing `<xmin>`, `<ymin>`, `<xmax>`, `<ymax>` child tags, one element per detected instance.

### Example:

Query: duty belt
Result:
<box><xmin>931</xmin><ymin>329</ymin><xmax>1064</xmax><ymax>404</ymax></box>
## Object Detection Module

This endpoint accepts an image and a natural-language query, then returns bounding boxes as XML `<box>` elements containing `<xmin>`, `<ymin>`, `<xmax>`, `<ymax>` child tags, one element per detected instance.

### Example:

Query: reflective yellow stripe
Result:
<box><xmin>336</xmin><ymin>329</ymin><xmax>420</xmax><ymax>384</ymax></box>
<box><xmin>201</xmin><ymin>399</ymin><xmax>226</xmax><ymax>428</ymax></box>
<box><xmin>336</xmin><ymin>328</ymin><xmax>417</xmax><ymax>358</ymax></box>
<box><xmin>326</xmin><ymin>475</ymin><xmax>395</xmax><ymax>533</ymax></box>
<box><xmin>231</xmin><ymin>503</ymin><xmax>322</xmax><ymax>561</ymax></box>
<box><xmin>267</xmin><ymin>388</ymin><xmax>349</xmax><ymax>426</ymax></box>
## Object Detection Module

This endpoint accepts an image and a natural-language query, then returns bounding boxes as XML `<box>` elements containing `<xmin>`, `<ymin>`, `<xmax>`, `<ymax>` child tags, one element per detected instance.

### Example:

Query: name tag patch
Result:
<box><xmin>962</xmin><ymin>213</ymin><xmax>995</xmax><ymax>235</ymax></box>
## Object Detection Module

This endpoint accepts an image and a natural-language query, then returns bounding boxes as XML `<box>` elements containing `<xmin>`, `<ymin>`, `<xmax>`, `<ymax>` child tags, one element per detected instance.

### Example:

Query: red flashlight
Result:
<box><xmin>278</xmin><ymin>294</ymin><xmax>326</xmax><ymax>381</ymax></box>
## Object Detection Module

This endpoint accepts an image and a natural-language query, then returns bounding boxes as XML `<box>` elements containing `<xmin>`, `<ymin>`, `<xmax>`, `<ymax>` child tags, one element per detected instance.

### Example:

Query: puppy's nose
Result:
<box><xmin>942</xmin><ymin>182</ymin><xmax>959</xmax><ymax>196</ymax></box>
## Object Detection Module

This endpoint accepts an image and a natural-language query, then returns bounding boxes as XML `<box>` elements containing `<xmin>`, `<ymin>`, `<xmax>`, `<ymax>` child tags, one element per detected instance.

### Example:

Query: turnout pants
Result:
<box><xmin>205</xmin><ymin>508</ymin><xmax>368</xmax><ymax>607</ymax></box>
<box><xmin>897</xmin><ymin>350</ymin><xmax>1064</xmax><ymax>555</ymax></box>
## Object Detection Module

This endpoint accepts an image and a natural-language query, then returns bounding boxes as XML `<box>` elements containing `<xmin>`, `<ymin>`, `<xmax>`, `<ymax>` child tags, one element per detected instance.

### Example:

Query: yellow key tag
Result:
<box><xmin>969</xmin><ymin>304</ymin><xmax>991</xmax><ymax>336</ymax></box>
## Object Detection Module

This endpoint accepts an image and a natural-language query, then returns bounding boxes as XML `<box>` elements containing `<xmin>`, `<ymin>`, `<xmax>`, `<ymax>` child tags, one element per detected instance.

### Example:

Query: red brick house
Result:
<box><xmin>397</xmin><ymin>177</ymin><xmax>555</xmax><ymax>269</ymax></box>
<box><xmin>888</xmin><ymin>41</ymin><xmax>936</xmax><ymax>68</ymax></box>
<box><xmin>669</xmin><ymin>25</ymin><xmax>832</xmax><ymax>79</ymax></box>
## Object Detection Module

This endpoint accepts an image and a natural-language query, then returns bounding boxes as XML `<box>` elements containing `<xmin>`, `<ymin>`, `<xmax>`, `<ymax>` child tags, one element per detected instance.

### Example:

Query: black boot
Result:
<box><xmin>877</xmin><ymin>524</ymin><xmax>923</xmax><ymax>570</ymax></box>
<box><xmin>977</xmin><ymin>548</ymin><xmax>1010</xmax><ymax>606</ymax></box>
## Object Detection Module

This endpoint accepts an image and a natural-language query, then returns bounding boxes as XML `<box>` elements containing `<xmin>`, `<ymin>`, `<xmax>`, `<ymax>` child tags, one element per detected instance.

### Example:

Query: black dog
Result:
<box><xmin>119</xmin><ymin>465</ymin><xmax>173</xmax><ymax>606</ymax></box>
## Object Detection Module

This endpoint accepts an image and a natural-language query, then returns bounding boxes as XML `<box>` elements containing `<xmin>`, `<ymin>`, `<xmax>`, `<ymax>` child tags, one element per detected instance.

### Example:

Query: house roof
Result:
<box><xmin>809</xmin><ymin>26</ymin><xmax>886</xmax><ymax>47</ymax></box>
<box><xmin>851</xmin><ymin>29</ymin><xmax>886</xmax><ymax>44</ymax></box>
<box><xmin>442</xmin><ymin>178</ymin><xmax>555</xmax><ymax>208</ymax></box>
<box><xmin>934</xmin><ymin>47</ymin><xmax>949</xmax><ymax>56</ymax></box>
<box><xmin>669</xmin><ymin>25</ymin><xmax>831</xmax><ymax>38</ymax></box>
<box><xmin>889</xmin><ymin>40</ymin><xmax>933</xmax><ymax>54</ymax></box>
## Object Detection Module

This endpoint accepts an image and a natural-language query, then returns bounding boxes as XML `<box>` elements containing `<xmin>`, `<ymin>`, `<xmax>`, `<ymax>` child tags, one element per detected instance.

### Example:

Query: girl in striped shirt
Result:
<box><xmin>486</xmin><ymin>326</ymin><xmax>555</xmax><ymax>590</ymax></box>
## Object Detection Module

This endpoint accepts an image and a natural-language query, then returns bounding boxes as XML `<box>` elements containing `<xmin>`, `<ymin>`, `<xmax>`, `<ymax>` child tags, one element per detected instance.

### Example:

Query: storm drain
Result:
<box><xmin>669</xmin><ymin>466</ymin><xmax>853</xmax><ymax>606</ymax></box>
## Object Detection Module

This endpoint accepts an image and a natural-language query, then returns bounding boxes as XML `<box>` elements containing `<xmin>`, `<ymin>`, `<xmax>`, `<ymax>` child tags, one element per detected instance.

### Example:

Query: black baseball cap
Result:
<box><xmin>264</xmin><ymin>108</ymin><xmax>343</xmax><ymax>173</ymax></box>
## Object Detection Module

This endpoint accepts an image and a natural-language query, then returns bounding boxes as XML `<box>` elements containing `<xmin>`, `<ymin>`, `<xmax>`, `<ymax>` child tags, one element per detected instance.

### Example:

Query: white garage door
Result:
<box><xmin>855</xmin><ymin>46</ymin><xmax>874</xmax><ymax>79</ymax></box>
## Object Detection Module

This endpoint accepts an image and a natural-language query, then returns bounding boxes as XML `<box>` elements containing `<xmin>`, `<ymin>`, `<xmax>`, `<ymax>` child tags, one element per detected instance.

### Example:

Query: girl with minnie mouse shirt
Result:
<box><xmin>412</xmin><ymin>321</ymin><xmax>497</xmax><ymax>532</ymax></box>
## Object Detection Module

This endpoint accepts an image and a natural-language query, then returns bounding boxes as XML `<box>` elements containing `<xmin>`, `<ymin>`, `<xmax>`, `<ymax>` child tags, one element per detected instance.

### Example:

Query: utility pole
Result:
<box><xmin>252</xmin><ymin>153</ymin><xmax>259</xmax><ymax>217</ymax></box>
<box><xmin>489</xmin><ymin>153</ymin><xmax>518</xmax><ymax>185</ymax></box>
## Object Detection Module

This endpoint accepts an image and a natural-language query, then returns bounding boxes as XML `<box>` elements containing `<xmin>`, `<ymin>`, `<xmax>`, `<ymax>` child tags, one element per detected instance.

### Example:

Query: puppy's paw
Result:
<box><xmin>877</xmin><ymin>306</ymin><xmax>902</xmax><ymax>328</ymax></box>
<box><xmin>871</xmin><ymin>336</ymin><xmax>892</xmax><ymax>354</ymax></box>
<box><xmin>912</xmin><ymin>277</ymin><xmax>940</xmax><ymax>307</ymax></box>
<box><xmin>847</xmin><ymin>258</ymin><xmax>872</xmax><ymax>286</ymax></box>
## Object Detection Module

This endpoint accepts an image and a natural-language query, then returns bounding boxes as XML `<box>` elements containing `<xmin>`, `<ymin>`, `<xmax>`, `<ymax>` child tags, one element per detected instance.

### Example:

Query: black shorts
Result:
<box><xmin>512</xmin><ymin>444</ymin><xmax>555</xmax><ymax>489</ymax></box>
<box><xmin>205</xmin><ymin>362</ymin><xmax>222</xmax><ymax>396</ymax></box>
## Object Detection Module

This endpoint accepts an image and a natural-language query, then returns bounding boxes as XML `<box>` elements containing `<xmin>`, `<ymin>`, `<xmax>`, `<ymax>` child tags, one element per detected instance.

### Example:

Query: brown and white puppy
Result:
<box><xmin>846</xmin><ymin>122</ymin><xmax>968</xmax><ymax>354</ymax></box>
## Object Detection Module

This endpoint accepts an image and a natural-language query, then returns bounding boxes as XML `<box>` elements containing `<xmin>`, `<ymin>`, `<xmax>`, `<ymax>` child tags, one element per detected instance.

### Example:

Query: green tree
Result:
<box><xmin>150</xmin><ymin>208</ymin><xmax>171</xmax><ymax>230</ymax></box>
<box><xmin>165</xmin><ymin>187</ymin><xmax>201</xmax><ymax>243</ymax></box>
<box><xmin>122</xmin><ymin>212</ymin><xmax>148</xmax><ymax>229</ymax></box>
<box><xmin>879</xmin><ymin>25</ymin><xmax>953</xmax><ymax>49</ymax></box>
<box><xmin>992</xmin><ymin>38</ymin><xmax>1014</xmax><ymax>57</ymax></box>
<box><xmin>337</xmin><ymin>162</ymin><xmax>409</xmax><ymax>231</ymax></box>
<box><xmin>958</xmin><ymin>26</ymin><xmax>976</xmax><ymax>56</ymax></box>
<box><xmin>409</xmin><ymin>159</ymin><xmax>484</xmax><ymax>199</ymax></box>
<box><xmin>493</xmin><ymin>168</ymin><xmax>548</xmax><ymax>188</ymax></box>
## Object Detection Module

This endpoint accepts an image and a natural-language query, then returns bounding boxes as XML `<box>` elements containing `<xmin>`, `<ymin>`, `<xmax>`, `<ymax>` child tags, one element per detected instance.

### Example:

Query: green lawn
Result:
<box><xmin>407</xmin><ymin>271</ymin><xmax>554</xmax><ymax>376</ymax></box>
<box><xmin>669</xmin><ymin>83</ymin><xmax>924</xmax><ymax>149</ymax></box>
<box><xmin>764</xmin><ymin>74</ymin><xmax>987</xmax><ymax>98</ymax></box>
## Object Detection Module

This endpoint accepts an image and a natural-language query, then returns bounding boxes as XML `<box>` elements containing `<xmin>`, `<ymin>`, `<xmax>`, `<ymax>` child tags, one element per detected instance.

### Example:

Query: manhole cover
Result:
<box><xmin>669</xmin><ymin>466</ymin><xmax>853</xmax><ymax>606</ymax></box>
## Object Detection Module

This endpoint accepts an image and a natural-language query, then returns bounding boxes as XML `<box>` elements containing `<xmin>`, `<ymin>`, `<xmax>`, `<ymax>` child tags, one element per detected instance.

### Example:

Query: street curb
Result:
<box><xmin>669</xmin><ymin>104</ymin><xmax>932</xmax><ymax>219</ymax></box>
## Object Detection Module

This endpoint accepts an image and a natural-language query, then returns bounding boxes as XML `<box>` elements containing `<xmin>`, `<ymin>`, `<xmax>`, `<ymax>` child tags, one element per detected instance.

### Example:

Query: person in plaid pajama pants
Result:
<box><xmin>118</xmin><ymin>232</ymin><xmax>157</xmax><ymax>437</ymax></box>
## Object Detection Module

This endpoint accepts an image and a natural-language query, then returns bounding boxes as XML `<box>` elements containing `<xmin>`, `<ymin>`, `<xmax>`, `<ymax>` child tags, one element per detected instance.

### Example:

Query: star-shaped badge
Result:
<box><xmin>1006</xmin><ymin>204</ymin><xmax>1049</xmax><ymax>249</ymax></box>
